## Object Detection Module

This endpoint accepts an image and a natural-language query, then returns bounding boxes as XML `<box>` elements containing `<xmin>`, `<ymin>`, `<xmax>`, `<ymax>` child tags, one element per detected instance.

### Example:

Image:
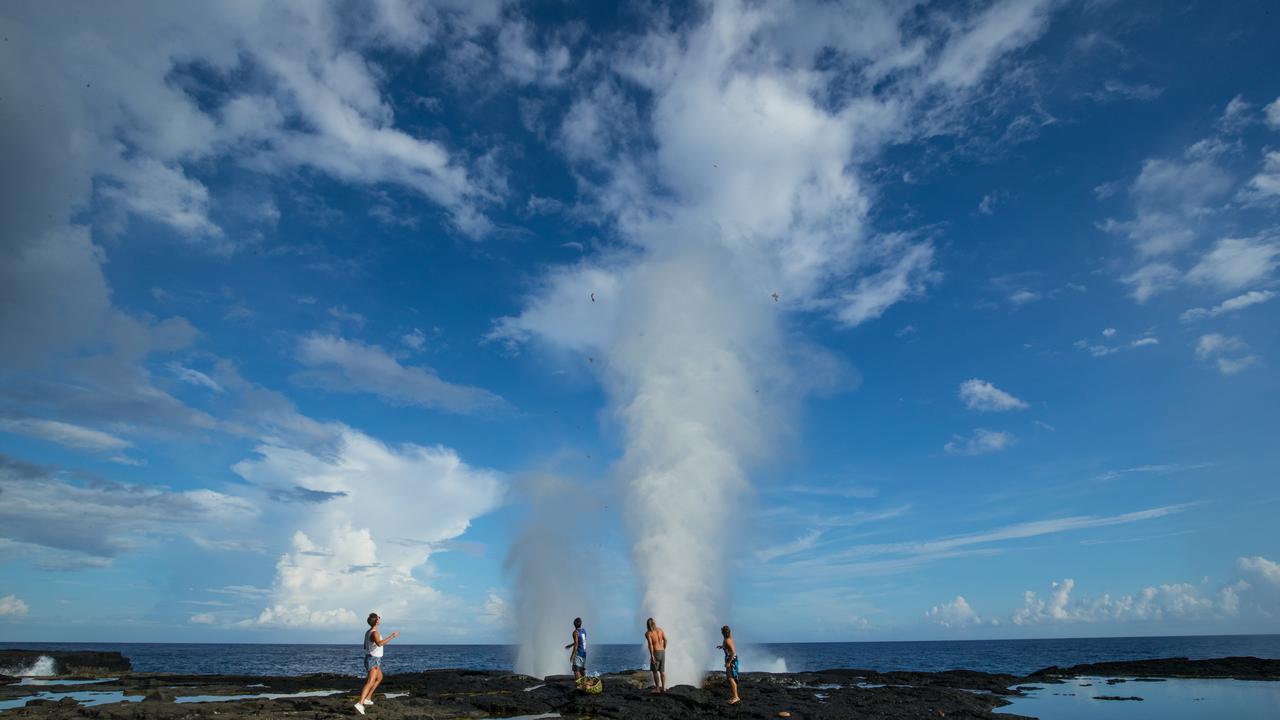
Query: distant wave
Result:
<box><xmin>1</xmin><ymin>655</ymin><xmax>57</xmax><ymax>677</ymax></box>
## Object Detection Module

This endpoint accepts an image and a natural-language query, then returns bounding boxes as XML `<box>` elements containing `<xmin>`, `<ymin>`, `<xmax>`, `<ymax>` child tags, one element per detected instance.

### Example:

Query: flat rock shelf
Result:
<box><xmin>1</xmin><ymin>652</ymin><xmax>1277</xmax><ymax>719</ymax></box>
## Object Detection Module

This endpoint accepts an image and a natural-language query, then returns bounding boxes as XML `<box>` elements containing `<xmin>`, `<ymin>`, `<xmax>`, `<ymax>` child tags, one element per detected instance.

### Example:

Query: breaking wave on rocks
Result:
<box><xmin>1</xmin><ymin>654</ymin><xmax>57</xmax><ymax>677</ymax></box>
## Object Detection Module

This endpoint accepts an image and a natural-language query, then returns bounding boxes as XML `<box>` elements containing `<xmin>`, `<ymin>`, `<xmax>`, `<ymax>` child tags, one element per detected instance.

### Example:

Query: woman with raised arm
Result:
<box><xmin>356</xmin><ymin>612</ymin><xmax>399</xmax><ymax>715</ymax></box>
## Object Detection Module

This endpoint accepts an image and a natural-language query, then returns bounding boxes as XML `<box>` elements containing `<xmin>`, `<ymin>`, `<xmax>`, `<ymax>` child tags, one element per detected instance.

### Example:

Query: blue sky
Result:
<box><xmin>1</xmin><ymin>0</ymin><xmax>1278</xmax><ymax>648</ymax></box>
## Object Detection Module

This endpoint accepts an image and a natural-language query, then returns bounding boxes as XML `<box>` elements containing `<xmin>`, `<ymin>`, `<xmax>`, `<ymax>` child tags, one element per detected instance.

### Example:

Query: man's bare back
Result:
<box><xmin>645</xmin><ymin>626</ymin><xmax>667</xmax><ymax>652</ymax></box>
<box><xmin>645</xmin><ymin>619</ymin><xmax>668</xmax><ymax>693</ymax></box>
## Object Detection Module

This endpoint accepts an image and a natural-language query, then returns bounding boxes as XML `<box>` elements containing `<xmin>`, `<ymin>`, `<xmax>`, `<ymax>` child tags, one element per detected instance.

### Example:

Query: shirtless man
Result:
<box><xmin>644</xmin><ymin>618</ymin><xmax>667</xmax><ymax>693</ymax></box>
<box><xmin>718</xmin><ymin>624</ymin><xmax>740</xmax><ymax>705</ymax></box>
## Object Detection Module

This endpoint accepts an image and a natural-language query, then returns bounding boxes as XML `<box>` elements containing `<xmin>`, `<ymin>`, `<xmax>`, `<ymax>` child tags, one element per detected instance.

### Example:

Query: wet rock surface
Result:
<box><xmin>1026</xmin><ymin>656</ymin><xmax>1280</xmax><ymax>681</ymax></box>
<box><xmin>1</xmin><ymin>656</ymin><xmax>1275</xmax><ymax>719</ymax></box>
<box><xmin>0</xmin><ymin>652</ymin><xmax>131</xmax><ymax>678</ymax></box>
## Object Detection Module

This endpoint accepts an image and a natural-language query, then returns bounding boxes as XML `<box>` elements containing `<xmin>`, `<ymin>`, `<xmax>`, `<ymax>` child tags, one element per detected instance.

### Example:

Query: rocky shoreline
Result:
<box><xmin>2</xmin><ymin>651</ymin><xmax>1277</xmax><ymax>719</ymax></box>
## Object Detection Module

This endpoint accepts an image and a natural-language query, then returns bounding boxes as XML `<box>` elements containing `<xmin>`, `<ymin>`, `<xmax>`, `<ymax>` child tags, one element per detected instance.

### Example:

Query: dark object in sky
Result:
<box><xmin>590</xmin><ymin>292</ymin><xmax>595</xmax><ymax>302</ymax></box>
<box><xmin>771</xmin><ymin>292</ymin><xmax>779</xmax><ymax>302</ymax></box>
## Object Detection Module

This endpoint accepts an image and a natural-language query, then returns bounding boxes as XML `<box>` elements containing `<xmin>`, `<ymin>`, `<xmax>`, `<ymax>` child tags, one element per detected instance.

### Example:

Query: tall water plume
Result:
<box><xmin>607</xmin><ymin>240</ymin><xmax>789</xmax><ymax>685</ymax></box>
<box><xmin>507</xmin><ymin>474</ymin><xmax>599</xmax><ymax>679</ymax></box>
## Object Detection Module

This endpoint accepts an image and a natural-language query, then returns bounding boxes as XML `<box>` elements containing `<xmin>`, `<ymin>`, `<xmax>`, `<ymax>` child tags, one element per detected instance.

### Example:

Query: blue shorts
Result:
<box><xmin>365</xmin><ymin>655</ymin><xmax>382</xmax><ymax>673</ymax></box>
<box><xmin>572</xmin><ymin>653</ymin><xmax>586</xmax><ymax>671</ymax></box>
<box><xmin>727</xmin><ymin>657</ymin><xmax>739</xmax><ymax>680</ymax></box>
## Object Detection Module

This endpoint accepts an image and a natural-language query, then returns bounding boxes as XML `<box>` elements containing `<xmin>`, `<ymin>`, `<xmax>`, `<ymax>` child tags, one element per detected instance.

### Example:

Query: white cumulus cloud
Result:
<box><xmin>926</xmin><ymin>595</ymin><xmax>996</xmax><ymax>628</ymax></box>
<box><xmin>1011</xmin><ymin>575</ymin><xmax>1247</xmax><ymax>626</ymax></box>
<box><xmin>0</xmin><ymin>595</ymin><xmax>29</xmax><ymax>617</ymax></box>
<box><xmin>958</xmin><ymin>379</ymin><xmax>1029</xmax><ymax>412</ymax></box>
<box><xmin>233</xmin><ymin>425</ymin><xmax>504</xmax><ymax>629</ymax></box>
<box><xmin>1237</xmin><ymin>556</ymin><xmax>1280</xmax><ymax>589</ymax></box>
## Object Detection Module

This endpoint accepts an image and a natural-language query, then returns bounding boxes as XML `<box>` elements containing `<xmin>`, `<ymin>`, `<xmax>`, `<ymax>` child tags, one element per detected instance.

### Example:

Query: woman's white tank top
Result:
<box><xmin>364</xmin><ymin>629</ymin><xmax>384</xmax><ymax>657</ymax></box>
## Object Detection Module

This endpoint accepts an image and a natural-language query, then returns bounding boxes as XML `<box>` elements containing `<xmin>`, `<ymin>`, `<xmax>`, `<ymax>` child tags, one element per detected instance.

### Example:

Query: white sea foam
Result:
<box><xmin>19</xmin><ymin>677</ymin><xmax>114</xmax><ymax>686</ymax></box>
<box><xmin>1</xmin><ymin>655</ymin><xmax>57</xmax><ymax>677</ymax></box>
<box><xmin>742</xmin><ymin>654</ymin><xmax>789</xmax><ymax>674</ymax></box>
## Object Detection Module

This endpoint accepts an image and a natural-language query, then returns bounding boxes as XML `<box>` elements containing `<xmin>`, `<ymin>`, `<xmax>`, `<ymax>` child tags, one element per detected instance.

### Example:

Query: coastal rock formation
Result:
<box><xmin>1027</xmin><ymin>656</ymin><xmax>1280</xmax><ymax>681</ymax></box>
<box><xmin>1</xmin><ymin>656</ymin><xmax>1275</xmax><ymax>719</ymax></box>
<box><xmin>0</xmin><ymin>651</ymin><xmax>132</xmax><ymax>677</ymax></box>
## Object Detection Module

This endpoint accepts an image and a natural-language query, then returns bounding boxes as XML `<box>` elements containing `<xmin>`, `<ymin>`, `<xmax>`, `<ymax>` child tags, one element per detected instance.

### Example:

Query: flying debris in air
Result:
<box><xmin>771</xmin><ymin>292</ymin><xmax>779</xmax><ymax>302</ymax></box>
<box><xmin>590</xmin><ymin>292</ymin><xmax>595</xmax><ymax>303</ymax></box>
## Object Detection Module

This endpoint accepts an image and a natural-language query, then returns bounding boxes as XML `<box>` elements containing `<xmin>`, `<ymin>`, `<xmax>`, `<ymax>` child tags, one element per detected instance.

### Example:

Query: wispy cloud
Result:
<box><xmin>208</xmin><ymin>585</ymin><xmax>271</xmax><ymax>598</ymax></box>
<box><xmin>1240</xmin><ymin>151</ymin><xmax>1280</xmax><ymax>203</ymax></box>
<box><xmin>1092</xmin><ymin>80</ymin><xmax>1164</xmax><ymax>102</ymax></box>
<box><xmin>1094</xmin><ymin>462</ymin><xmax>1214</xmax><ymax>482</ymax></box>
<box><xmin>168</xmin><ymin>363</ymin><xmax>226</xmax><ymax>393</ymax></box>
<box><xmin>1196</xmin><ymin>333</ymin><xmax>1262</xmax><ymax>375</ymax></box>
<box><xmin>0</xmin><ymin>417</ymin><xmax>131</xmax><ymax>452</ymax></box>
<box><xmin>862</xmin><ymin>505</ymin><xmax>1194</xmax><ymax>559</ymax></box>
<box><xmin>1074</xmin><ymin>328</ymin><xmax>1160</xmax><ymax>357</ymax></box>
<box><xmin>958</xmin><ymin>379</ymin><xmax>1029</xmax><ymax>412</ymax></box>
<box><xmin>1181</xmin><ymin>289</ymin><xmax>1276</xmax><ymax>322</ymax></box>
<box><xmin>767</xmin><ymin>484</ymin><xmax>879</xmax><ymax>500</ymax></box>
<box><xmin>757</xmin><ymin>530</ymin><xmax>822</xmax><ymax>563</ymax></box>
<box><xmin>945</xmin><ymin>428</ymin><xmax>1015</xmax><ymax>455</ymax></box>
<box><xmin>1185</xmin><ymin>236</ymin><xmax>1280</xmax><ymax>292</ymax></box>
<box><xmin>294</xmin><ymin>334</ymin><xmax>509</xmax><ymax>415</ymax></box>
<box><xmin>768</xmin><ymin>504</ymin><xmax>1194</xmax><ymax>580</ymax></box>
<box><xmin>0</xmin><ymin>454</ymin><xmax>257</xmax><ymax>560</ymax></box>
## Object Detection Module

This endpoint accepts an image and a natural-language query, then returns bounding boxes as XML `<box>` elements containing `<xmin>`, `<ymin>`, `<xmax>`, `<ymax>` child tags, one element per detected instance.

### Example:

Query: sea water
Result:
<box><xmin>0</xmin><ymin>691</ymin><xmax>141</xmax><ymax>711</ymax></box>
<box><xmin>3</xmin><ymin>635</ymin><xmax>1277</xmax><ymax>677</ymax></box>
<box><xmin>995</xmin><ymin>676</ymin><xmax>1280</xmax><ymax>719</ymax></box>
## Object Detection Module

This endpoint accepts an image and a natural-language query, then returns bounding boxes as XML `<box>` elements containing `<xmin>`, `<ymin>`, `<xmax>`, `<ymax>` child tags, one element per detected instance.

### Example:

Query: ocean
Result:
<box><xmin>4</xmin><ymin>634</ymin><xmax>1280</xmax><ymax>678</ymax></box>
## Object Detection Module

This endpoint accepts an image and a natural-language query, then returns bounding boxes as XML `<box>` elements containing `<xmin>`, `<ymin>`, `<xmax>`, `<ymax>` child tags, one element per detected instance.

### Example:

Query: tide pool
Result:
<box><xmin>995</xmin><ymin>677</ymin><xmax>1280</xmax><ymax>719</ymax></box>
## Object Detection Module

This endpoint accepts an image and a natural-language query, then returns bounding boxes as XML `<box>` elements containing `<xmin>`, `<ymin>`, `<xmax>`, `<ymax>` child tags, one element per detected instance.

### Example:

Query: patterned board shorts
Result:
<box><xmin>727</xmin><ymin>656</ymin><xmax>740</xmax><ymax>680</ymax></box>
<box><xmin>572</xmin><ymin>653</ymin><xmax>586</xmax><ymax>670</ymax></box>
<box><xmin>365</xmin><ymin>655</ymin><xmax>382</xmax><ymax>673</ymax></box>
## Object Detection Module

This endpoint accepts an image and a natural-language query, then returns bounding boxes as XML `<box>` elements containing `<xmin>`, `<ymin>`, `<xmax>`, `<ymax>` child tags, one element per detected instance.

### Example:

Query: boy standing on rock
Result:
<box><xmin>718</xmin><ymin>625</ymin><xmax>741</xmax><ymax>705</ymax></box>
<box><xmin>645</xmin><ymin>618</ymin><xmax>667</xmax><ymax>693</ymax></box>
<box><xmin>565</xmin><ymin>617</ymin><xmax>588</xmax><ymax>679</ymax></box>
<box><xmin>356</xmin><ymin>612</ymin><xmax>398</xmax><ymax>715</ymax></box>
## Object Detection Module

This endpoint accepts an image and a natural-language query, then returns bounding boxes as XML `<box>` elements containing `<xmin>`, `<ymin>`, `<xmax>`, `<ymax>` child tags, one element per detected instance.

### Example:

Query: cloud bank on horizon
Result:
<box><xmin>0</xmin><ymin>0</ymin><xmax>1278</xmax><ymax>645</ymax></box>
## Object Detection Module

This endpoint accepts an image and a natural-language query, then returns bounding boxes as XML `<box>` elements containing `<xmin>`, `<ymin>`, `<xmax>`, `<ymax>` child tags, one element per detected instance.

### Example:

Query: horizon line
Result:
<box><xmin>4</xmin><ymin>632</ymin><xmax>1277</xmax><ymax>647</ymax></box>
